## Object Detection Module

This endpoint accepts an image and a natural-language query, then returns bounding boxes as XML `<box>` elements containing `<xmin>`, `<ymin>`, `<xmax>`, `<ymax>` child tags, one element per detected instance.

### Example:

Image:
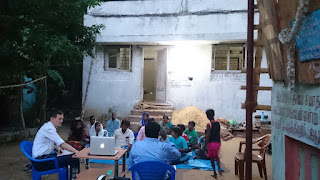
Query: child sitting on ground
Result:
<box><xmin>169</xmin><ymin>126</ymin><xmax>191</xmax><ymax>165</ymax></box>
<box><xmin>194</xmin><ymin>130</ymin><xmax>209</xmax><ymax>160</ymax></box>
<box><xmin>177</xmin><ymin>124</ymin><xmax>188</xmax><ymax>142</ymax></box>
<box><xmin>184</xmin><ymin>121</ymin><xmax>198</xmax><ymax>150</ymax></box>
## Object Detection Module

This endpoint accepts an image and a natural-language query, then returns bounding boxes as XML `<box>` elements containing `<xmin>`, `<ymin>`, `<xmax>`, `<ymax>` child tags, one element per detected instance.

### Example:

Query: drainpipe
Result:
<box><xmin>245</xmin><ymin>0</ymin><xmax>254</xmax><ymax>179</ymax></box>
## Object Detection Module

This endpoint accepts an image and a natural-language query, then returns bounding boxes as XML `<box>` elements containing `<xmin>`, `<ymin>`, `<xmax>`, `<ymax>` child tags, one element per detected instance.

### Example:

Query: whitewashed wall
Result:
<box><xmin>82</xmin><ymin>46</ymin><xmax>143</xmax><ymax>117</ymax></box>
<box><xmin>83</xmin><ymin>0</ymin><xmax>270</xmax><ymax>122</ymax></box>
<box><xmin>84</xmin><ymin>0</ymin><xmax>259</xmax><ymax>43</ymax></box>
<box><xmin>166</xmin><ymin>45</ymin><xmax>271</xmax><ymax>122</ymax></box>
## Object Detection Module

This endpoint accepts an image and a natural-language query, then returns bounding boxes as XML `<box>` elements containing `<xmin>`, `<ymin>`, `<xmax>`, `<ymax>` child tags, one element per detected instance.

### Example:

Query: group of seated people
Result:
<box><xmin>67</xmin><ymin>112</ymin><xmax>134</xmax><ymax>151</ymax></box>
<box><xmin>67</xmin><ymin>111</ymin><xmax>207</xmax><ymax>165</ymax></box>
<box><xmin>31</xmin><ymin>109</ymin><xmax>222</xmax><ymax>179</ymax></box>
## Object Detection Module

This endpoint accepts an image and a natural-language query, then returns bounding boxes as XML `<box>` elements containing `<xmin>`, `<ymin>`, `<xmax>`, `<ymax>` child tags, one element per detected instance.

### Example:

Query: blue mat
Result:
<box><xmin>175</xmin><ymin>152</ymin><xmax>224</xmax><ymax>171</ymax></box>
<box><xmin>90</xmin><ymin>151</ymin><xmax>224</xmax><ymax>172</ymax></box>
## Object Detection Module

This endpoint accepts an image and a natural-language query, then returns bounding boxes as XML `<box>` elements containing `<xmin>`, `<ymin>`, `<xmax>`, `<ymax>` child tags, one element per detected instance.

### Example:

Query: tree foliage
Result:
<box><xmin>0</xmin><ymin>0</ymin><xmax>104</xmax><ymax>128</ymax></box>
<box><xmin>0</xmin><ymin>0</ymin><xmax>104</xmax><ymax>82</ymax></box>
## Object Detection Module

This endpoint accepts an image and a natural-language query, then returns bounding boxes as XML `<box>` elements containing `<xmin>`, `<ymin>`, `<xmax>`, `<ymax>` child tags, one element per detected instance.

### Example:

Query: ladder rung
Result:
<box><xmin>254</xmin><ymin>25</ymin><xmax>261</xmax><ymax>30</ymax></box>
<box><xmin>256</xmin><ymin>105</ymin><xmax>271</xmax><ymax>111</ymax></box>
<box><xmin>241</xmin><ymin>86</ymin><xmax>272</xmax><ymax>91</ymax></box>
<box><xmin>255</xmin><ymin>42</ymin><xmax>264</xmax><ymax>47</ymax></box>
<box><xmin>241</xmin><ymin>103</ymin><xmax>271</xmax><ymax>111</ymax></box>
<box><xmin>241</xmin><ymin>68</ymin><xmax>269</xmax><ymax>73</ymax></box>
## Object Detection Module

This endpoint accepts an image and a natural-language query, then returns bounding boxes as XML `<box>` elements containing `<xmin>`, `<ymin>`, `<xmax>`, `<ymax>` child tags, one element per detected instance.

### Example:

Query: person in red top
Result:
<box><xmin>205</xmin><ymin>109</ymin><xmax>222</xmax><ymax>179</ymax></box>
<box><xmin>68</xmin><ymin>120</ymin><xmax>86</xmax><ymax>150</ymax></box>
<box><xmin>177</xmin><ymin>124</ymin><xmax>188</xmax><ymax>142</ymax></box>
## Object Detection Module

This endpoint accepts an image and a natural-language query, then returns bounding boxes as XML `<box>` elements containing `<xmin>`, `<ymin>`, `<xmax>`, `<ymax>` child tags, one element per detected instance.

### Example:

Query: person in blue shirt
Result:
<box><xmin>127</xmin><ymin>122</ymin><xmax>181</xmax><ymax>169</ymax></box>
<box><xmin>106</xmin><ymin>112</ymin><xmax>120</xmax><ymax>136</ymax></box>
<box><xmin>169</xmin><ymin>126</ymin><xmax>191</xmax><ymax>165</ymax></box>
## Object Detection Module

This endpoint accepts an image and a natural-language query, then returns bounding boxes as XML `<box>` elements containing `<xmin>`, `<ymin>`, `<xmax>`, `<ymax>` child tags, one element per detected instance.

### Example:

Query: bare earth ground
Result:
<box><xmin>0</xmin><ymin>120</ymin><xmax>272</xmax><ymax>180</ymax></box>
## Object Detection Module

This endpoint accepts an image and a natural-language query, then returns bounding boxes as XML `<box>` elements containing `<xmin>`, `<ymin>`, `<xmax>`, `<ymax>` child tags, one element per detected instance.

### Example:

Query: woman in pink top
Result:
<box><xmin>136</xmin><ymin>118</ymin><xmax>155</xmax><ymax>141</ymax></box>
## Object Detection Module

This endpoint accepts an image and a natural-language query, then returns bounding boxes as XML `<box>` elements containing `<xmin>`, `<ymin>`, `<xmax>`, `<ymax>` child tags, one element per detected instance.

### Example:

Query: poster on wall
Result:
<box><xmin>295</xmin><ymin>9</ymin><xmax>320</xmax><ymax>62</ymax></box>
<box><xmin>272</xmin><ymin>82</ymin><xmax>320</xmax><ymax>148</ymax></box>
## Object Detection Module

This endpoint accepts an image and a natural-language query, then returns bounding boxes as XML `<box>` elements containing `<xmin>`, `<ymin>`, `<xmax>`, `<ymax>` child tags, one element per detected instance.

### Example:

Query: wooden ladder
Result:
<box><xmin>241</xmin><ymin>0</ymin><xmax>272</xmax><ymax>112</ymax></box>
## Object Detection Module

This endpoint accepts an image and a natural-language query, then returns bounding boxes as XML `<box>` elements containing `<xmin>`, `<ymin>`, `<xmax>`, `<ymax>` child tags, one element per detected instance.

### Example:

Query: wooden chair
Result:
<box><xmin>234</xmin><ymin>134</ymin><xmax>271</xmax><ymax>180</ymax></box>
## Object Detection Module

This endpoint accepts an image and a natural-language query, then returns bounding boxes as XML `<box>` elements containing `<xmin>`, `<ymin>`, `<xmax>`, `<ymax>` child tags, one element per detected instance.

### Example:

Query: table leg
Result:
<box><xmin>114</xmin><ymin>160</ymin><xmax>119</xmax><ymax>177</ymax></box>
<box><xmin>85</xmin><ymin>159</ymin><xmax>90</xmax><ymax>169</ymax></box>
<box><xmin>122</xmin><ymin>152</ymin><xmax>126</xmax><ymax>173</ymax></box>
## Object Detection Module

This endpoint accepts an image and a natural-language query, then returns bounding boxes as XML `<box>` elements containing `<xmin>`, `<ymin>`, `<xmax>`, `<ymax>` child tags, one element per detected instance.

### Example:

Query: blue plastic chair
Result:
<box><xmin>20</xmin><ymin>140</ymin><xmax>68</xmax><ymax>180</ymax></box>
<box><xmin>129</xmin><ymin>161</ymin><xmax>175</xmax><ymax>180</ymax></box>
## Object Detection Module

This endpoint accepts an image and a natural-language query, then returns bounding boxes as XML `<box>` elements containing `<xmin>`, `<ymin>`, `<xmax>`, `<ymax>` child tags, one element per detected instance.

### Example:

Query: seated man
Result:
<box><xmin>32</xmin><ymin>110</ymin><xmax>79</xmax><ymax>174</ymax></box>
<box><xmin>106</xmin><ymin>112</ymin><xmax>120</xmax><ymax>137</ymax></box>
<box><xmin>127</xmin><ymin>122</ymin><xmax>181</xmax><ymax>169</ymax></box>
<box><xmin>169</xmin><ymin>126</ymin><xmax>191</xmax><ymax>165</ymax></box>
<box><xmin>85</xmin><ymin>116</ymin><xmax>96</xmax><ymax>138</ymax></box>
<box><xmin>114</xmin><ymin>120</ymin><xmax>134</xmax><ymax>151</ymax></box>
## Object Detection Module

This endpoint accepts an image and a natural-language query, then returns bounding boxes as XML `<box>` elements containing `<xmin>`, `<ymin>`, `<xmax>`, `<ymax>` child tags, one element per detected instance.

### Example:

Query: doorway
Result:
<box><xmin>143</xmin><ymin>46</ymin><xmax>167</xmax><ymax>102</ymax></box>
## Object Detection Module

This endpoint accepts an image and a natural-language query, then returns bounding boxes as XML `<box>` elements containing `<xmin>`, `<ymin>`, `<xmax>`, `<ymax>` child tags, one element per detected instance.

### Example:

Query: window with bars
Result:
<box><xmin>104</xmin><ymin>46</ymin><xmax>132</xmax><ymax>71</ymax></box>
<box><xmin>212</xmin><ymin>44</ymin><xmax>245</xmax><ymax>71</ymax></box>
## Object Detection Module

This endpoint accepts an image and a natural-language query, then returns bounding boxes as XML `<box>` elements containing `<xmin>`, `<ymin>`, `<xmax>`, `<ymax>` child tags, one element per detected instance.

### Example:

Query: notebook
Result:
<box><xmin>57</xmin><ymin>150</ymin><xmax>74</xmax><ymax>157</ymax></box>
<box><xmin>90</xmin><ymin>136</ymin><xmax>119</xmax><ymax>156</ymax></box>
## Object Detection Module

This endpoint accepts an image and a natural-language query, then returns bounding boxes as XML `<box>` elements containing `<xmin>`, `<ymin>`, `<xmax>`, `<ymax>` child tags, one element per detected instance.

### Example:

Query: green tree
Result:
<box><xmin>0</xmin><ymin>0</ymin><xmax>104</xmax><ymax>129</ymax></box>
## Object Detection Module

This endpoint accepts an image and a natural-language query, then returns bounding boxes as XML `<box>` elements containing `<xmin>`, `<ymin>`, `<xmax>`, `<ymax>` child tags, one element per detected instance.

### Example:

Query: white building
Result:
<box><xmin>83</xmin><ymin>0</ymin><xmax>272</xmax><ymax>122</ymax></box>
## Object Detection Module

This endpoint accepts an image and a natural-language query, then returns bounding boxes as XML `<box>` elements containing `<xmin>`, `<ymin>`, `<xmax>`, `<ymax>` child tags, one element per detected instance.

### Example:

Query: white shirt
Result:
<box><xmin>85</xmin><ymin>122</ymin><xmax>93</xmax><ymax>137</ymax></box>
<box><xmin>114</xmin><ymin>128</ymin><xmax>134</xmax><ymax>148</ymax></box>
<box><xmin>32</xmin><ymin>121</ymin><xmax>65</xmax><ymax>158</ymax></box>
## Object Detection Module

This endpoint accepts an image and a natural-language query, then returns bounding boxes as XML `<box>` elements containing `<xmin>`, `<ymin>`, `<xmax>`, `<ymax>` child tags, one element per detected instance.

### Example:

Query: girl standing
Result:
<box><xmin>205</xmin><ymin>109</ymin><xmax>222</xmax><ymax>179</ymax></box>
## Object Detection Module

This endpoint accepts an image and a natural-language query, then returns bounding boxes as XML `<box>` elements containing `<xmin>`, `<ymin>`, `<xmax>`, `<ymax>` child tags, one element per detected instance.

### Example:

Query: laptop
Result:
<box><xmin>90</xmin><ymin>136</ymin><xmax>119</xmax><ymax>156</ymax></box>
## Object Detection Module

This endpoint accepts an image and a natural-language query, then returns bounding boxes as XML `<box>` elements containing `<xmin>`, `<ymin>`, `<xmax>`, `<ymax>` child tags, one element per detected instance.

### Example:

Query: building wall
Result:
<box><xmin>84</xmin><ymin>0</ymin><xmax>259</xmax><ymax>43</ymax></box>
<box><xmin>166</xmin><ymin>45</ymin><xmax>271</xmax><ymax>121</ymax></box>
<box><xmin>82</xmin><ymin>0</ymin><xmax>270</xmax><ymax>122</ymax></box>
<box><xmin>272</xmin><ymin>82</ymin><xmax>320</xmax><ymax>180</ymax></box>
<box><xmin>82</xmin><ymin>46</ymin><xmax>143</xmax><ymax>117</ymax></box>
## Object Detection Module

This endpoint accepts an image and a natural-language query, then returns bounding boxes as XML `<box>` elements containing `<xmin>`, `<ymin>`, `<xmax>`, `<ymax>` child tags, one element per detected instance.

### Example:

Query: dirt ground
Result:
<box><xmin>0</xmin><ymin>120</ymin><xmax>272</xmax><ymax>180</ymax></box>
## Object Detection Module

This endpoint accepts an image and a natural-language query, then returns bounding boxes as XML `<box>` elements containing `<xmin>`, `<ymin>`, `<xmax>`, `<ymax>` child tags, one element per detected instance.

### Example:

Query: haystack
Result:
<box><xmin>171</xmin><ymin>106</ymin><xmax>208</xmax><ymax>132</ymax></box>
<box><xmin>172</xmin><ymin>106</ymin><xmax>234</xmax><ymax>141</ymax></box>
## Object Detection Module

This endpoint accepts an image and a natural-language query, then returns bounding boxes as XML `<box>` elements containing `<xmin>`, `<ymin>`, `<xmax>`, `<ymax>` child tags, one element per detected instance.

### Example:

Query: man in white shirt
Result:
<box><xmin>32</xmin><ymin>110</ymin><xmax>79</xmax><ymax>173</ymax></box>
<box><xmin>85</xmin><ymin>116</ymin><xmax>96</xmax><ymax>137</ymax></box>
<box><xmin>114</xmin><ymin>120</ymin><xmax>134</xmax><ymax>151</ymax></box>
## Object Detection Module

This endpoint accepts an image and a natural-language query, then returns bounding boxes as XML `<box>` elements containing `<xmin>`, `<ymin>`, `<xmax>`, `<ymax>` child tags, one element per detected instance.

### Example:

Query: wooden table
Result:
<box><xmin>73</xmin><ymin>148</ymin><xmax>127</xmax><ymax>178</ymax></box>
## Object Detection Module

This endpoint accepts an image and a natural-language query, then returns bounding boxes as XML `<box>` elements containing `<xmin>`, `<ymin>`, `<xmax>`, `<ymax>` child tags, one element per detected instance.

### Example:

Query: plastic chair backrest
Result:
<box><xmin>129</xmin><ymin>161</ymin><xmax>175</xmax><ymax>180</ymax></box>
<box><xmin>256</xmin><ymin>134</ymin><xmax>272</xmax><ymax>155</ymax></box>
<box><xmin>21</xmin><ymin>140</ymin><xmax>33</xmax><ymax>159</ymax></box>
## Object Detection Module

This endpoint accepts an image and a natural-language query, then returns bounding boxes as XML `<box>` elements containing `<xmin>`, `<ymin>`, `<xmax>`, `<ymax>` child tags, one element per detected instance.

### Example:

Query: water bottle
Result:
<box><xmin>261</xmin><ymin>112</ymin><xmax>264</xmax><ymax>122</ymax></box>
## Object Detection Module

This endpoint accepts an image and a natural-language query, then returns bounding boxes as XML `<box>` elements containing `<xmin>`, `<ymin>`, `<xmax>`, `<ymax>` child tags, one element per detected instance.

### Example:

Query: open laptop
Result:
<box><xmin>90</xmin><ymin>136</ymin><xmax>119</xmax><ymax>156</ymax></box>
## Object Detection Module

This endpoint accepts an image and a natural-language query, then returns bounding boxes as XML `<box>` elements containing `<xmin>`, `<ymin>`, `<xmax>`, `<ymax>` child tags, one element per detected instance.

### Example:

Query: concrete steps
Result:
<box><xmin>129</xmin><ymin>101</ymin><xmax>175</xmax><ymax>132</ymax></box>
<box><xmin>130</xmin><ymin>109</ymin><xmax>173</xmax><ymax>117</ymax></box>
<box><xmin>130</xmin><ymin>122</ymin><xmax>141</xmax><ymax>133</ymax></box>
<box><xmin>129</xmin><ymin>115</ymin><xmax>163</xmax><ymax>123</ymax></box>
